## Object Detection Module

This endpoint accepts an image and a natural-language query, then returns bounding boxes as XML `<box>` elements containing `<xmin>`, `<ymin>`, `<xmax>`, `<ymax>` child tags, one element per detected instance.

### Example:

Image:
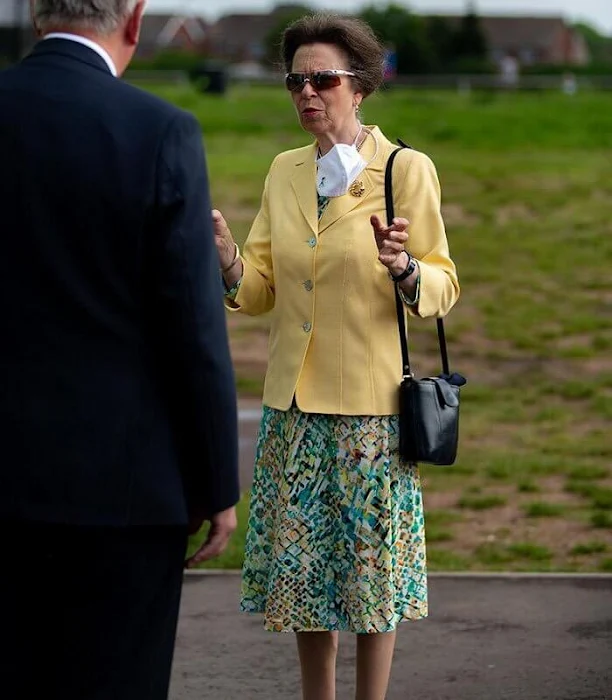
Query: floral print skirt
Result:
<box><xmin>240</xmin><ymin>406</ymin><xmax>428</xmax><ymax>634</ymax></box>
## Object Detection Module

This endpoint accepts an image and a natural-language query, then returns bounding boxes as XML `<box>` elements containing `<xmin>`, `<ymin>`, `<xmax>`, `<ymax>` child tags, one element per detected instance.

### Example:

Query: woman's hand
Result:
<box><xmin>212</xmin><ymin>209</ymin><xmax>236</xmax><ymax>270</ymax></box>
<box><xmin>370</xmin><ymin>214</ymin><xmax>410</xmax><ymax>277</ymax></box>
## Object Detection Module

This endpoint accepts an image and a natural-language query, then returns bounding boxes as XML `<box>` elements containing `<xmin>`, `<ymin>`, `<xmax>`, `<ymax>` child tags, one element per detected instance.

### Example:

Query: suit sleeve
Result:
<box><xmin>398</xmin><ymin>150</ymin><xmax>460</xmax><ymax>318</ymax></box>
<box><xmin>149</xmin><ymin>112</ymin><xmax>239</xmax><ymax>518</ymax></box>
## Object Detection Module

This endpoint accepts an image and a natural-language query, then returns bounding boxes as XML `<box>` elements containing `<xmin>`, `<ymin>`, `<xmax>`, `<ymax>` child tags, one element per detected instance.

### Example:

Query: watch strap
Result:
<box><xmin>390</xmin><ymin>255</ymin><xmax>415</xmax><ymax>282</ymax></box>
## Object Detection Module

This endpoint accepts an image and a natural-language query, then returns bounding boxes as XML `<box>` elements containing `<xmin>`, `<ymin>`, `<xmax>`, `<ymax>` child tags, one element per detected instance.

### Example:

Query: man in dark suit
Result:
<box><xmin>0</xmin><ymin>1</ymin><xmax>240</xmax><ymax>698</ymax></box>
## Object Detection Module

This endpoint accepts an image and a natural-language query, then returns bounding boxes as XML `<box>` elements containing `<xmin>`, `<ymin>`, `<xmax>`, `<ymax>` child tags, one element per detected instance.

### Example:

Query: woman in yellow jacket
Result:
<box><xmin>214</xmin><ymin>14</ymin><xmax>459</xmax><ymax>700</ymax></box>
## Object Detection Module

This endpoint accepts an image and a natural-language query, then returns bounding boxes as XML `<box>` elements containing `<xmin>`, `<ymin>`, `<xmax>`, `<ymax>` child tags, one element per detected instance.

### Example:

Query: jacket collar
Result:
<box><xmin>26</xmin><ymin>37</ymin><xmax>114</xmax><ymax>76</ymax></box>
<box><xmin>290</xmin><ymin>126</ymin><xmax>395</xmax><ymax>235</ymax></box>
<box><xmin>44</xmin><ymin>33</ymin><xmax>117</xmax><ymax>76</ymax></box>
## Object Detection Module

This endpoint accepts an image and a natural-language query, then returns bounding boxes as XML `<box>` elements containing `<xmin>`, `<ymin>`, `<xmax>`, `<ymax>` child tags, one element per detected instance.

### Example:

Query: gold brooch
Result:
<box><xmin>349</xmin><ymin>180</ymin><xmax>365</xmax><ymax>197</ymax></box>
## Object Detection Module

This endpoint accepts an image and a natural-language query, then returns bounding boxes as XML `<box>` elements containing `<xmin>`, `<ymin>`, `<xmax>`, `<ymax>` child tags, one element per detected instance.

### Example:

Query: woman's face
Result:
<box><xmin>289</xmin><ymin>42</ymin><xmax>362</xmax><ymax>141</ymax></box>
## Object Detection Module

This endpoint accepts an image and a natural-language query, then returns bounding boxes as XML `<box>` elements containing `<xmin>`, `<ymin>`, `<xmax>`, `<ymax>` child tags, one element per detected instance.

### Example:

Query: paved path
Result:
<box><xmin>170</xmin><ymin>573</ymin><xmax>612</xmax><ymax>700</ymax></box>
<box><xmin>228</xmin><ymin>405</ymin><xmax>612</xmax><ymax>698</ymax></box>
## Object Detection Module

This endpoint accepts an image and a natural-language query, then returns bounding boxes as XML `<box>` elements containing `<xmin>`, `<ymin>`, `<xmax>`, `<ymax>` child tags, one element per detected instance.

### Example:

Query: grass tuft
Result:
<box><xmin>523</xmin><ymin>502</ymin><xmax>566</xmax><ymax>518</ymax></box>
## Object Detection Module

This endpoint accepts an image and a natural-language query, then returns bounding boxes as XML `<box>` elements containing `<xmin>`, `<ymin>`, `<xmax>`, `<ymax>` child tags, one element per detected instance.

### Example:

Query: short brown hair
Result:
<box><xmin>281</xmin><ymin>14</ymin><xmax>385</xmax><ymax>97</ymax></box>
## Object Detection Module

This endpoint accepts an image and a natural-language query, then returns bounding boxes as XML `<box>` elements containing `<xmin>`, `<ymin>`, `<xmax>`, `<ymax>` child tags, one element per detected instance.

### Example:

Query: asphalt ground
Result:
<box><xmin>170</xmin><ymin>404</ymin><xmax>612</xmax><ymax>699</ymax></box>
<box><xmin>170</xmin><ymin>572</ymin><xmax>612</xmax><ymax>700</ymax></box>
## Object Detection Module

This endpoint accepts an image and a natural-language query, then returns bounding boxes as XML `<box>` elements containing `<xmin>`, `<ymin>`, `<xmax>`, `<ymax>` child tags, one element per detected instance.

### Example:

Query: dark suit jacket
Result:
<box><xmin>0</xmin><ymin>38</ymin><xmax>240</xmax><ymax>526</ymax></box>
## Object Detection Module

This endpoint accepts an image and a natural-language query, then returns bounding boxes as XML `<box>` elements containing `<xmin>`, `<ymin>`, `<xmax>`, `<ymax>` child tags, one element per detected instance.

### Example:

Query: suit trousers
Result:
<box><xmin>0</xmin><ymin>520</ymin><xmax>188</xmax><ymax>700</ymax></box>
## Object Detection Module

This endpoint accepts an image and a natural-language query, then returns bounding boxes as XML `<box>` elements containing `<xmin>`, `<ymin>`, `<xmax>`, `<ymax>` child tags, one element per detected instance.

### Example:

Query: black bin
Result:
<box><xmin>190</xmin><ymin>64</ymin><xmax>228</xmax><ymax>95</ymax></box>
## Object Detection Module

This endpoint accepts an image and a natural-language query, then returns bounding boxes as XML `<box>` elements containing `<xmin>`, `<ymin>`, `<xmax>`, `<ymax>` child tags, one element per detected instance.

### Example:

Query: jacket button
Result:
<box><xmin>302</xmin><ymin>322</ymin><xmax>312</xmax><ymax>332</ymax></box>
<box><xmin>308</xmin><ymin>237</ymin><xmax>317</xmax><ymax>248</ymax></box>
<box><xmin>303</xmin><ymin>280</ymin><xmax>313</xmax><ymax>292</ymax></box>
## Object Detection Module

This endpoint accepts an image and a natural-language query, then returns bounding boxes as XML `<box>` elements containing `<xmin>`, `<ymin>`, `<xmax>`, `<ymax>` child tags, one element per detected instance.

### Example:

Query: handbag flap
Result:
<box><xmin>431</xmin><ymin>377</ymin><xmax>459</xmax><ymax>408</ymax></box>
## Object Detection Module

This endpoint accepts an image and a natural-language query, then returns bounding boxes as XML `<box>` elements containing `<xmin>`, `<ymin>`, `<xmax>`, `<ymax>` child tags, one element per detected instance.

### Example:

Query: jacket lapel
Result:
<box><xmin>289</xmin><ymin>128</ymin><xmax>392</xmax><ymax>236</ymax></box>
<box><xmin>291</xmin><ymin>148</ymin><xmax>318</xmax><ymax>236</ymax></box>
<box><xmin>317</xmin><ymin>168</ymin><xmax>375</xmax><ymax>233</ymax></box>
<box><xmin>318</xmin><ymin>126</ymin><xmax>389</xmax><ymax>234</ymax></box>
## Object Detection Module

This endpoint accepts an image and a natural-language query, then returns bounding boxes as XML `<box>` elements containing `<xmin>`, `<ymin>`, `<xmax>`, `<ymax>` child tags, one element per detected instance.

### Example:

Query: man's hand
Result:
<box><xmin>185</xmin><ymin>506</ymin><xmax>238</xmax><ymax>569</ymax></box>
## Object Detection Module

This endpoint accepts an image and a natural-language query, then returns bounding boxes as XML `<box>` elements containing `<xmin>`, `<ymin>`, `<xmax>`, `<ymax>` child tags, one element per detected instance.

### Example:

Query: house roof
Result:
<box><xmin>140</xmin><ymin>13</ymin><xmax>209</xmax><ymax>49</ymax></box>
<box><xmin>480</xmin><ymin>16</ymin><xmax>568</xmax><ymax>51</ymax></box>
<box><xmin>140</xmin><ymin>13</ymin><xmax>175</xmax><ymax>46</ymax></box>
<box><xmin>434</xmin><ymin>15</ymin><xmax>570</xmax><ymax>51</ymax></box>
<box><xmin>157</xmin><ymin>16</ymin><xmax>208</xmax><ymax>47</ymax></box>
<box><xmin>209</xmin><ymin>13</ymin><xmax>278</xmax><ymax>52</ymax></box>
<box><xmin>138</xmin><ymin>11</ymin><xmax>586</xmax><ymax>62</ymax></box>
<box><xmin>209</xmin><ymin>6</ymin><xmax>312</xmax><ymax>55</ymax></box>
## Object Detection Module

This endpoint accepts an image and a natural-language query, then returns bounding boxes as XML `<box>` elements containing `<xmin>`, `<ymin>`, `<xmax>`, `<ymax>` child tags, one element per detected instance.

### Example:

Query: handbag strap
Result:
<box><xmin>385</xmin><ymin>146</ymin><xmax>451</xmax><ymax>378</ymax></box>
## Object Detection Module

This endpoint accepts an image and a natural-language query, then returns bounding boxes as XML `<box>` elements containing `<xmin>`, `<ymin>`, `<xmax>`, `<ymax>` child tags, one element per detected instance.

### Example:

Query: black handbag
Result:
<box><xmin>385</xmin><ymin>145</ymin><xmax>466</xmax><ymax>466</ymax></box>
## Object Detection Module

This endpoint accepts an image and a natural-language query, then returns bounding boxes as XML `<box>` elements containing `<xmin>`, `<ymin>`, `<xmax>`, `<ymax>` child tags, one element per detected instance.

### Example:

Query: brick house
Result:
<box><xmin>0</xmin><ymin>0</ymin><xmax>32</xmax><ymax>63</ymax></box>
<box><xmin>207</xmin><ymin>5</ymin><xmax>312</xmax><ymax>63</ymax></box>
<box><xmin>63</xmin><ymin>9</ymin><xmax>588</xmax><ymax>70</ymax></box>
<box><xmin>439</xmin><ymin>15</ymin><xmax>590</xmax><ymax>66</ymax></box>
<box><xmin>137</xmin><ymin>13</ymin><xmax>210</xmax><ymax>58</ymax></box>
<box><xmin>208</xmin><ymin>11</ymin><xmax>590</xmax><ymax>68</ymax></box>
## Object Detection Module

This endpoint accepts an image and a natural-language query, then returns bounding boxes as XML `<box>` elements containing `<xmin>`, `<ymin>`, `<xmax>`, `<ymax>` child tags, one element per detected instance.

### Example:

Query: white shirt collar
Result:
<box><xmin>44</xmin><ymin>33</ymin><xmax>117</xmax><ymax>77</ymax></box>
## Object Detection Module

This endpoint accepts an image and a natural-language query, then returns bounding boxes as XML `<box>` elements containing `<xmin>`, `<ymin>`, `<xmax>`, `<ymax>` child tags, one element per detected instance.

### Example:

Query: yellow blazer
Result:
<box><xmin>226</xmin><ymin>126</ymin><xmax>459</xmax><ymax>415</ymax></box>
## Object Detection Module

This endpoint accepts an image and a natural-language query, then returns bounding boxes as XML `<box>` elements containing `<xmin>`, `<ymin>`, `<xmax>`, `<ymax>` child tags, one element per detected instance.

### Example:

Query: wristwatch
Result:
<box><xmin>389</xmin><ymin>254</ymin><xmax>416</xmax><ymax>282</ymax></box>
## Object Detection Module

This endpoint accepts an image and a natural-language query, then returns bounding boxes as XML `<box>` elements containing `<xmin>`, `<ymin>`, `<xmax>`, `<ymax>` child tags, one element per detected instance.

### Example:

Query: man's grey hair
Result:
<box><xmin>32</xmin><ymin>0</ymin><xmax>140</xmax><ymax>35</ymax></box>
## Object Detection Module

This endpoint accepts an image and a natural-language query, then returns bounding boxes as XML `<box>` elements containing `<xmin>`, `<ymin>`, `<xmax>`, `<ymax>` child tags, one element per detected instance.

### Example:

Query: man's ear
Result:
<box><xmin>125</xmin><ymin>1</ymin><xmax>146</xmax><ymax>46</ymax></box>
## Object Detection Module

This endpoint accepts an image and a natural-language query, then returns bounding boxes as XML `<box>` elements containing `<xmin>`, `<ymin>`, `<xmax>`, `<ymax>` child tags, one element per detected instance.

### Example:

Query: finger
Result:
<box><xmin>381</xmin><ymin>241</ymin><xmax>406</xmax><ymax>254</ymax></box>
<box><xmin>370</xmin><ymin>214</ymin><xmax>384</xmax><ymax>232</ymax></box>
<box><xmin>375</xmin><ymin>223</ymin><xmax>408</xmax><ymax>240</ymax></box>
<box><xmin>189</xmin><ymin>533</ymin><xmax>229</xmax><ymax>566</ymax></box>
<box><xmin>371</xmin><ymin>215</ymin><xmax>398</xmax><ymax>235</ymax></box>
<box><xmin>211</xmin><ymin>210</ymin><xmax>229</xmax><ymax>235</ymax></box>
<box><xmin>392</xmin><ymin>217</ymin><xmax>409</xmax><ymax>230</ymax></box>
<box><xmin>374</xmin><ymin>227</ymin><xmax>397</xmax><ymax>243</ymax></box>
<box><xmin>379</xmin><ymin>254</ymin><xmax>401</xmax><ymax>267</ymax></box>
<box><xmin>379</xmin><ymin>247</ymin><xmax>406</xmax><ymax>261</ymax></box>
<box><xmin>185</xmin><ymin>529</ymin><xmax>231</xmax><ymax>568</ymax></box>
<box><xmin>383</xmin><ymin>225</ymin><xmax>407</xmax><ymax>238</ymax></box>
<box><xmin>379</xmin><ymin>252</ymin><xmax>402</xmax><ymax>266</ymax></box>
<box><xmin>386</xmin><ymin>230</ymin><xmax>409</xmax><ymax>243</ymax></box>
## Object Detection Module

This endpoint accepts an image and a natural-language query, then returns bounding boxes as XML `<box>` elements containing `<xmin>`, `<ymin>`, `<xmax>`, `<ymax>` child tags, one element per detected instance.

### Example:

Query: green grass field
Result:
<box><xmin>154</xmin><ymin>84</ymin><xmax>612</xmax><ymax>572</ymax></box>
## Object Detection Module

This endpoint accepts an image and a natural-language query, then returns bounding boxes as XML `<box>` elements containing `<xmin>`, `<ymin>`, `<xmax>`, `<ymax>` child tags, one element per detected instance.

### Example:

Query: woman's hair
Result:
<box><xmin>281</xmin><ymin>14</ymin><xmax>385</xmax><ymax>97</ymax></box>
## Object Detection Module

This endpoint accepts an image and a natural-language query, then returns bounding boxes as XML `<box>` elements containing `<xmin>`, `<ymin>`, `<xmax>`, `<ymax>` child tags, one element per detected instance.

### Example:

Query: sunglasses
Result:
<box><xmin>284</xmin><ymin>69</ymin><xmax>356</xmax><ymax>92</ymax></box>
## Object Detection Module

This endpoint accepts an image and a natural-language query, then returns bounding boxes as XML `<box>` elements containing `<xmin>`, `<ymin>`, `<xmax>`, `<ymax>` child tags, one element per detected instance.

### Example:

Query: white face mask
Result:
<box><xmin>316</xmin><ymin>127</ymin><xmax>367</xmax><ymax>198</ymax></box>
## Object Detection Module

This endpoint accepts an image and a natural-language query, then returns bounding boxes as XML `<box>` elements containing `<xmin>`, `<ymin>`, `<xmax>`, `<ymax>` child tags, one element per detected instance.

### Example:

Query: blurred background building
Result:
<box><xmin>1</xmin><ymin>2</ymin><xmax>610</xmax><ymax>90</ymax></box>
<box><xmin>0</xmin><ymin>0</ymin><xmax>32</xmax><ymax>65</ymax></box>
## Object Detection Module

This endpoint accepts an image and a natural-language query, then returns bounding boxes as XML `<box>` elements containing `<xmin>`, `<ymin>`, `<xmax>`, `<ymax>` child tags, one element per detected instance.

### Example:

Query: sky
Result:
<box><xmin>144</xmin><ymin>0</ymin><xmax>612</xmax><ymax>34</ymax></box>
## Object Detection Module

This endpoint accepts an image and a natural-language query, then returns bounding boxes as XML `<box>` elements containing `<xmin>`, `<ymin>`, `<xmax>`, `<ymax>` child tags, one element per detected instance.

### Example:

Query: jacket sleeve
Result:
<box><xmin>398</xmin><ymin>150</ymin><xmax>460</xmax><ymax>318</ymax></box>
<box><xmin>225</xmin><ymin>165</ymin><xmax>276</xmax><ymax>316</ymax></box>
<box><xmin>148</xmin><ymin>112</ymin><xmax>239</xmax><ymax>518</ymax></box>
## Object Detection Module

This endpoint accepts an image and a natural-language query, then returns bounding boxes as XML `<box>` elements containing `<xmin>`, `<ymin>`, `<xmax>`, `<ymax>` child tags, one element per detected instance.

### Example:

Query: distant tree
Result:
<box><xmin>451</xmin><ymin>6</ymin><xmax>488</xmax><ymax>63</ymax></box>
<box><xmin>263</xmin><ymin>4</ymin><xmax>313</xmax><ymax>67</ymax></box>
<box><xmin>359</xmin><ymin>4</ymin><xmax>437</xmax><ymax>74</ymax></box>
<box><xmin>573</xmin><ymin>22</ymin><xmax>612</xmax><ymax>62</ymax></box>
<box><xmin>425</xmin><ymin>16</ymin><xmax>455</xmax><ymax>71</ymax></box>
